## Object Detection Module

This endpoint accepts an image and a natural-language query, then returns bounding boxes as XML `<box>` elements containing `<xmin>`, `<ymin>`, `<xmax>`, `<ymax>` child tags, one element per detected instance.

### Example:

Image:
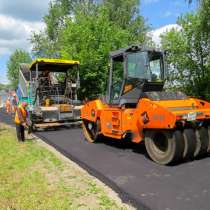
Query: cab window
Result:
<box><xmin>127</xmin><ymin>52</ymin><xmax>149</xmax><ymax>80</ymax></box>
<box><xmin>148</xmin><ymin>52</ymin><xmax>163</xmax><ymax>82</ymax></box>
<box><xmin>110</xmin><ymin>55</ymin><xmax>124</xmax><ymax>102</ymax></box>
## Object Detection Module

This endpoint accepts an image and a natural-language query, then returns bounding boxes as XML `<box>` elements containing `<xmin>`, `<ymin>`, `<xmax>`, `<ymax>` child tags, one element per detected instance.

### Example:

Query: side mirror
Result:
<box><xmin>76</xmin><ymin>69</ymin><xmax>80</xmax><ymax>89</ymax></box>
<box><xmin>163</xmin><ymin>51</ymin><xmax>170</xmax><ymax>80</ymax></box>
<box><xmin>164</xmin><ymin>61</ymin><xmax>170</xmax><ymax>80</ymax></box>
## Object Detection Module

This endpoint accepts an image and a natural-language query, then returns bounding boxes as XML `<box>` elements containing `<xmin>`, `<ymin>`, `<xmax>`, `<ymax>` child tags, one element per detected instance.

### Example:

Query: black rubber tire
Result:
<box><xmin>194</xmin><ymin>127</ymin><xmax>209</xmax><ymax>157</ymax></box>
<box><xmin>30</xmin><ymin>123</ymin><xmax>37</xmax><ymax>132</ymax></box>
<box><xmin>144</xmin><ymin>130</ymin><xmax>184</xmax><ymax>165</ymax></box>
<box><xmin>29</xmin><ymin>125</ymin><xmax>34</xmax><ymax>133</ymax></box>
<box><xmin>183</xmin><ymin>128</ymin><xmax>196</xmax><ymax>160</ymax></box>
<box><xmin>82</xmin><ymin>119</ymin><xmax>101</xmax><ymax>143</ymax></box>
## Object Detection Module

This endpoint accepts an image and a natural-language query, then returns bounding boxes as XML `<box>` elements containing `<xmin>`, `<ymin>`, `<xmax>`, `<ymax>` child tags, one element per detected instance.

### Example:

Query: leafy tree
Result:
<box><xmin>59</xmin><ymin>5</ymin><xmax>131</xmax><ymax>98</ymax></box>
<box><xmin>31</xmin><ymin>32</ymin><xmax>60</xmax><ymax>58</ymax></box>
<box><xmin>0</xmin><ymin>83</ymin><xmax>11</xmax><ymax>91</ymax></box>
<box><xmin>7</xmin><ymin>49</ymin><xmax>32</xmax><ymax>89</ymax></box>
<box><xmin>188</xmin><ymin>0</ymin><xmax>210</xmax><ymax>34</ymax></box>
<box><xmin>199</xmin><ymin>0</ymin><xmax>210</xmax><ymax>40</ymax></box>
<box><xmin>161</xmin><ymin>10</ymin><xmax>210</xmax><ymax>100</ymax></box>
<box><xmin>31</xmin><ymin>0</ymin><xmax>101</xmax><ymax>58</ymax></box>
<box><xmin>103</xmin><ymin>0</ymin><xmax>148</xmax><ymax>43</ymax></box>
<box><xmin>31</xmin><ymin>0</ymin><xmax>149</xmax><ymax>99</ymax></box>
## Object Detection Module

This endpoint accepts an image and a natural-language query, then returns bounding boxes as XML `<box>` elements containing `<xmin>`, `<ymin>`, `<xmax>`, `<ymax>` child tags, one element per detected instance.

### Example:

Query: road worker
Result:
<box><xmin>5</xmin><ymin>97</ymin><xmax>11</xmax><ymax>114</ymax></box>
<box><xmin>14</xmin><ymin>102</ymin><xmax>29</xmax><ymax>142</ymax></box>
<box><xmin>12</xmin><ymin>94</ymin><xmax>18</xmax><ymax>113</ymax></box>
<box><xmin>39</xmin><ymin>70</ymin><xmax>51</xmax><ymax>86</ymax></box>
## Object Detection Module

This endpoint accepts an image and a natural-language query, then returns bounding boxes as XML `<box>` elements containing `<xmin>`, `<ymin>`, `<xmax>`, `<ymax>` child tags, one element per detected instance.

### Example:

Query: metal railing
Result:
<box><xmin>19</xmin><ymin>69</ymin><xmax>28</xmax><ymax>97</ymax></box>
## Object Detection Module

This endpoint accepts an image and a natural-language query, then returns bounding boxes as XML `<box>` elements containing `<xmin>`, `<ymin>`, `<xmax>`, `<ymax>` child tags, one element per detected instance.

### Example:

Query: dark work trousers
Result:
<box><xmin>15</xmin><ymin>124</ymin><xmax>25</xmax><ymax>142</ymax></box>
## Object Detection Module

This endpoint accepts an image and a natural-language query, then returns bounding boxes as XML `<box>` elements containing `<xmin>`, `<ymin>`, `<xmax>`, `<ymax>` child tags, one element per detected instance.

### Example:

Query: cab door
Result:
<box><xmin>108</xmin><ymin>53</ymin><xmax>125</xmax><ymax>105</ymax></box>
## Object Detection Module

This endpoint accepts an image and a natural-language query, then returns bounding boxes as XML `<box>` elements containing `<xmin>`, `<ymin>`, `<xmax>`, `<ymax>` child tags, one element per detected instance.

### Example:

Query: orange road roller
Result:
<box><xmin>81</xmin><ymin>45</ymin><xmax>210</xmax><ymax>165</ymax></box>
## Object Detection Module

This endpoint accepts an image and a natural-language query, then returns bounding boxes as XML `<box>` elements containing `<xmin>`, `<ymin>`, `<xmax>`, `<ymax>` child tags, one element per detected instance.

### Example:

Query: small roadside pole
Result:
<box><xmin>0</xmin><ymin>93</ymin><xmax>1</xmax><ymax>131</ymax></box>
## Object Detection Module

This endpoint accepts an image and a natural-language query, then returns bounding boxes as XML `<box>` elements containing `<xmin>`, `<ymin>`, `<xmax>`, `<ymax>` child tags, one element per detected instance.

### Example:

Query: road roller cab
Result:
<box><xmin>81</xmin><ymin>45</ymin><xmax>210</xmax><ymax>165</ymax></box>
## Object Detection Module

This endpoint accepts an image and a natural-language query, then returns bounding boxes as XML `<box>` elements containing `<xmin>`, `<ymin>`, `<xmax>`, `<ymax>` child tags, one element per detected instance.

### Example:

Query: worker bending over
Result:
<box><xmin>14</xmin><ymin>102</ymin><xmax>29</xmax><ymax>142</ymax></box>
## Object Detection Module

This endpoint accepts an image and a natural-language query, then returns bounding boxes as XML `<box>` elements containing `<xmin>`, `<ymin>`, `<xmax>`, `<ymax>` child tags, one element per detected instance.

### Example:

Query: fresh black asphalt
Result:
<box><xmin>1</xmin><ymin>108</ymin><xmax>210</xmax><ymax>210</ymax></box>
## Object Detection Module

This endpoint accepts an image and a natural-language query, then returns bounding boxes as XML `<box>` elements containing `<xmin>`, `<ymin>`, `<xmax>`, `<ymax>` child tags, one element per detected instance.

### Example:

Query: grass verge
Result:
<box><xmin>0</xmin><ymin>124</ymin><xmax>132</xmax><ymax>210</ymax></box>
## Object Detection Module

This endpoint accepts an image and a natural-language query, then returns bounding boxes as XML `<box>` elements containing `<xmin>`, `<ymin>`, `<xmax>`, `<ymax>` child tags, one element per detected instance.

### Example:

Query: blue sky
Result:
<box><xmin>0</xmin><ymin>0</ymin><xmax>197</xmax><ymax>84</ymax></box>
<box><xmin>0</xmin><ymin>55</ymin><xmax>9</xmax><ymax>83</ymax></box>
<box><xmin>141</xmin><ymin>0</ymin><xmax>197</xmax><ymax>28</ymax></box>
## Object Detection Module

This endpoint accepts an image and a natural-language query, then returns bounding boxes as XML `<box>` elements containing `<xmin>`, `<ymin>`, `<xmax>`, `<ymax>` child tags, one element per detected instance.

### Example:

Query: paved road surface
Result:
<box><xmin>1</xmin><ymin>108</ymin><xmax>210</xmax><ymax>210</ymax></box>
<box><xmin>0</xmin><ymin>108</ymin><xmax>14</xmax><ymax>126</ymax></box>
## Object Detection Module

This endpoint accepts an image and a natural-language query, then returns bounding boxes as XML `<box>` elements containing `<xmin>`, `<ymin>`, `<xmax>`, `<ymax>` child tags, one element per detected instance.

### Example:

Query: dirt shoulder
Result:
<box><xmin>0</xmin><ymin>123</ymin><xmax>135</xmax><ymax>210</ymax></box>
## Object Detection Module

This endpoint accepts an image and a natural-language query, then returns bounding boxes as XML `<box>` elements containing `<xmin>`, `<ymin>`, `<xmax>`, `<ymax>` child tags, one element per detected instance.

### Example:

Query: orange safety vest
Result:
<box><xmin>6</xmin><ymin>99</ymin><xmax>10</xmax><ymax>106</ymax></box>
<box><xmin>14</xmin><ymin>105</ymin><xmax>27</xmax><ymax>124</ymax></box>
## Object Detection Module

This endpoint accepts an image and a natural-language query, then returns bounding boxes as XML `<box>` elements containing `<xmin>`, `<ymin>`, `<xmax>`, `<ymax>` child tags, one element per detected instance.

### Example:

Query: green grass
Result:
<box><xmin>0</xmin><ymin>125</ymin><xmax>129</xmax><ymax>210</ymax></box>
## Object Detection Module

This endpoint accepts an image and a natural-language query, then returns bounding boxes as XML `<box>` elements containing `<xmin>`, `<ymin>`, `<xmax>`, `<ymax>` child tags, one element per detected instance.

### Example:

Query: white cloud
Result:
<box><xmin>0</xmin><ymin>14</ymin><xmax>45</xmax><ymax>56</ymax></box>
<box><xmin>0</xmin><ymin>0</ymin><xmax>50</xmax><ymax>55</ymax></box>
<box><xmin>149</xmin><ymin>24</ymin><xmax>182</xmax><ymax>46</ymax></box>
<box><xmin>0</xmin><ymin>0</ymin><xmax>51</xmax><ymax>21</ymax></box>
<box><xmin>0</xmin><ymin>0</ymin><xmax>50</xmax><ymax>84</ymax></box>
<box><xmin>0</xmin><ymin>15</ymin><xmax>46</xmax><ymax>83</ymax></box>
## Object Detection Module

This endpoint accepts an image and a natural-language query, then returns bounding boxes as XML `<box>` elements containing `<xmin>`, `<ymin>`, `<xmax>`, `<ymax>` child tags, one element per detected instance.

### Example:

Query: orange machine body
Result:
<box><xmin>81</xmin><ymin>45</ymin><xmax>210</xmax><ymax>164</ymax></box>
<box><xmin>81</xmin><ymin>97</ymin><xmax>210</xmax><ymax>143</ymax></box>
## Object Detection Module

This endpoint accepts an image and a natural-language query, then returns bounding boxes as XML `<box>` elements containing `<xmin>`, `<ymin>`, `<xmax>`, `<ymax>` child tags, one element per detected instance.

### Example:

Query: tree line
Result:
<box><xmin>6</xmin><ymin>0</ymin><xmax>210</xmax><ymax>100</ymax></box>
<box><xmin>162</xmin><ymin>0</ymin><xmax>210</xmax><ymax>100</ymax></box>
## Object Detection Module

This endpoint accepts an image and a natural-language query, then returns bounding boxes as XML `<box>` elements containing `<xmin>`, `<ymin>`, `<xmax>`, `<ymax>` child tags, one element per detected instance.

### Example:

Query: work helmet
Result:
<box><xmin>21</xmin><ymin>102</ymin><xmax>28</xmax><ymax>107</ymax></box>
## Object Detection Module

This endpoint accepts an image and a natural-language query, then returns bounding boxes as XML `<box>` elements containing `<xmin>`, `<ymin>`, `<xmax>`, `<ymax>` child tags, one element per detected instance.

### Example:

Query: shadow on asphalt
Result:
<box><xmin>97</xmin><ymin>136</ymin><xmax>148</xmax><ymax>154</ymax></box>
<box><xmin>35</xmin><ymin>125</ymin><xmax>210</xmax><ymax>167</ymax></box>
<box><xmin>34</xmin><ymin>124</ymin><xmax>81</xmax><ymax>132</ymax></box>
<box><xmin>93</xmin><ymin>135</ymin><xmax>210</xmax><ymax>167</ymax></box>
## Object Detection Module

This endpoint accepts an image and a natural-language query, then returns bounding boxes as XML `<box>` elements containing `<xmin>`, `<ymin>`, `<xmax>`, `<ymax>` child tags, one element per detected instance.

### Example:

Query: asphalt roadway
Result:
<box><xmin>1</xmin><ymin>108</ymin><xmax>210</xmax><ymax>210</ymax></box>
